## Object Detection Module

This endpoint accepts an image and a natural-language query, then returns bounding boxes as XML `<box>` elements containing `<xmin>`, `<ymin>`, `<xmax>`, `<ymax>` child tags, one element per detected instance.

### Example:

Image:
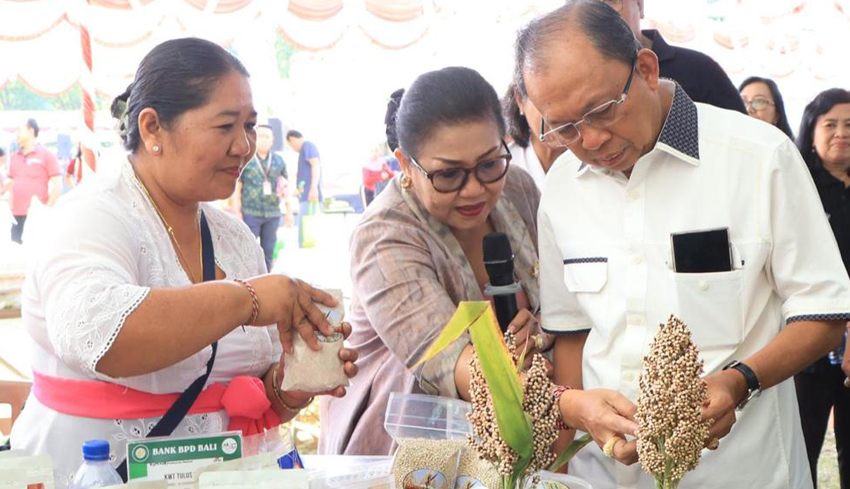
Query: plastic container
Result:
<box><xmin>528</xmin><ymin>471</ymin><xmax>594</xmax><ymax>489</ymax></box>
<box><xmin>304</xmin><ymin>456</ymin><xmax>392</xmax><ymax>489</ymax></box>
<box><xmin>69</xmin><ymin>440</ymin><xmax>123</xmax><ymax>489</ymax></box>
<box><xmin>384</xmin><ymin>392</ymin><xmax>472</xmax><ymax>441</ymax></box>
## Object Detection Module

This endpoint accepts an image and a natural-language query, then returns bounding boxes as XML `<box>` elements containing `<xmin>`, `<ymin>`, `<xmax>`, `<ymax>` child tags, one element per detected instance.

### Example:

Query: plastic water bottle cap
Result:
<box><xmin>82</xmin><ymin>440</ymin><xmax>110</xmax><ymax>461</ymax></box>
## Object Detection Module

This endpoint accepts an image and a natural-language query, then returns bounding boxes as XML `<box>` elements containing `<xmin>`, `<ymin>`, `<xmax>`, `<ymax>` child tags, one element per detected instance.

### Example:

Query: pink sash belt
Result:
<box><xmin>32</xmin><ymin>372</ymin><xmax>281</xmax><ymax>436</ymax></box>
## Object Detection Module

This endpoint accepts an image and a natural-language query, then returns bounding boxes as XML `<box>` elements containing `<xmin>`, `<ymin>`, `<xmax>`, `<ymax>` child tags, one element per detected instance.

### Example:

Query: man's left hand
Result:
<box><xmin>308</xmin><ymin>188</ymin><xmax>319</xmax><ymax>202</ymax></box>
<box><xmin>701</xmin><ymin>369</ymin><xmax>747</xmax><ymax>447</ymax></box>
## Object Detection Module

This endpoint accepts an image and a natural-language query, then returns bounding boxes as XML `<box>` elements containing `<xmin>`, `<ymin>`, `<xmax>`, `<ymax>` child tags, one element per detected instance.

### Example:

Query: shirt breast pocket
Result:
<box><xmin>669</xmin><ymin>269</ymin><xmax>744</xmax><ymax>364</ymax></box>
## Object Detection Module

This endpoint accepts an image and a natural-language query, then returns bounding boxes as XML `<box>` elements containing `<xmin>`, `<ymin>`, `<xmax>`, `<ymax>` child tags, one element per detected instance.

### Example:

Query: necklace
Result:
<box><xmin>134</xmin><ymin>169</ymin><xmax>203</xmax><ymax>284</ymax></box>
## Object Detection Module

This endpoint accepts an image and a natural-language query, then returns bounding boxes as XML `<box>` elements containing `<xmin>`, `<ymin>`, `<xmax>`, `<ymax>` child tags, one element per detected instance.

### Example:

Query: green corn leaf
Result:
<box><xmin>547</xmin><ymin>433</ymin><xmax>593</xmax><ymax>473</ymax></box>
<box><xmin>413</xmin><ymin>301</ymin><xmax>490</xmax><ymax>368</ymax></box>
<box><xmin>468</xmin><ymin>305</ymin><xmax>533</xmax><ymax>461</ymax></box>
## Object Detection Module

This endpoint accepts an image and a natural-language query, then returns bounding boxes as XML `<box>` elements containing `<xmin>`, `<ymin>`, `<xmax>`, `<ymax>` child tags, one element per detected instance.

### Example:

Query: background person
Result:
<box><xmin>597</xmin><ymin>0</ymin><xmax>746</xmax><ymax>113</ymax></box>
<box><xmin>502</xmin><ymin>82</ymin><xmax>566</xmax><ymax>190</ymax></box>
<box><xmin>739</xmin><ymin>76</ymin><xmax>795</xmax><ymax>139</ymax></box>
<box><xmin>7</xmin><ymin>118</ymin><xmax>61</xmax><ymax>244</ymax></box>
<box><xmin>794</xmin><ymin>87</ymin><xmax>850</xmax><ymax>489</ymax></box>
<box><xmin>234</xmin><ymin>124</ymin><xmax>289</xmax><ymax>272</ymax></box>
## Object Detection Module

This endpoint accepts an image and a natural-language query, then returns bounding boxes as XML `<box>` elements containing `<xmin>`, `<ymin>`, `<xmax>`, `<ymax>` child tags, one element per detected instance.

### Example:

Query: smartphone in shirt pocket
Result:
<box><xmin>669</xmin><ymin>228</ymin><xmax>744</xmax><ymax>371</ymax></box>
<box><xmin>671</xmin><ymin>228</ymin><xmax>733</xmax><ymax>273</ymax></box>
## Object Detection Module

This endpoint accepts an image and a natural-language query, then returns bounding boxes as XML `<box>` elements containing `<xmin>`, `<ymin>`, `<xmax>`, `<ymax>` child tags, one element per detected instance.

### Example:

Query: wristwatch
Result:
<box><xmin>722</xmin><ymin>360</ymin><xmax>761</xmax><ymax>411</ymax></box>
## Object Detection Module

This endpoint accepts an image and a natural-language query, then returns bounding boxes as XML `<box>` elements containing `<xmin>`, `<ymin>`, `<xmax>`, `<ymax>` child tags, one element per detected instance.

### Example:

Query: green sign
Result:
<box><xmin>127</xmin><ymin>432</ymin><xmax>242</xmax><ymax>484</ymax></box>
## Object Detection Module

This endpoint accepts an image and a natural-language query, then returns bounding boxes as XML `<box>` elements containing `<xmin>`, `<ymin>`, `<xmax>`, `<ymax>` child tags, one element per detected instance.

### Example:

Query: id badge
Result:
<box><xmin>262</xmin><ymin>181</ymin><xmax>272</xmax><ymax>196</ymax></box>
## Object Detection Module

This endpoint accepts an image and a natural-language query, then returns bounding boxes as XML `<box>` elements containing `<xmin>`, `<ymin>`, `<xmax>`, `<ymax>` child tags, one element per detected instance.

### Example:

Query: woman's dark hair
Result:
<box><xmin>386</xmin><ymin>66</ymin><xmax>505</xmax><ymax>159</ymax></box>
<box><xmin>514</xmin><ymin>0</ymin><xmax>640</xmax><ymax>100</ymax></box>
<box><xmin>110</xmin><ymin>37</ymin><xmax>249</xmax><ymax>152</ymax></box>
<box><xmin>796</xmin><ymin>88</ymin><xmax>850</xmax><ymax>168</ymax></box>
<box><xmin>738</xmin><ymin>76</ymin><xmax>794</xmax><ymax>140</ymax></box>
<box><xmin>502</xmin><ymin>83</ymin><xmax>531</xmax><ymax>148</ymax></box>
<box><xmin>384</xmin><ymin>88</ymin><xmax>405</xmax><ymax>152</ymax></box>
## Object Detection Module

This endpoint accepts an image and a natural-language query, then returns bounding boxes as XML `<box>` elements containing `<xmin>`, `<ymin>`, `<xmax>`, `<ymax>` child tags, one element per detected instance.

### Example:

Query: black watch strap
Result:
<box><xmin>723</xmin><ymin>360</ymin><xmax>760</xmax><ymax>392</ymax></box>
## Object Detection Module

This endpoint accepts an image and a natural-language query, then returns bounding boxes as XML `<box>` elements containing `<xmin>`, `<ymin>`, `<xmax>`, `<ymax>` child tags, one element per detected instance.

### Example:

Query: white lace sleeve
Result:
<box><xmin>36</xmin><ymin>199</ymin><xmax>151</xmax><ymax>380</ymax></box>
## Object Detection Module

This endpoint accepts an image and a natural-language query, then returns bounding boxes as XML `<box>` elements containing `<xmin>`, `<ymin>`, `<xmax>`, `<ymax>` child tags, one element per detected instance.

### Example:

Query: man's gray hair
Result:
<box><xmin>514</xmin><ymin>0</ymin><xmax>641</xmax><ymax>97</ymax></box>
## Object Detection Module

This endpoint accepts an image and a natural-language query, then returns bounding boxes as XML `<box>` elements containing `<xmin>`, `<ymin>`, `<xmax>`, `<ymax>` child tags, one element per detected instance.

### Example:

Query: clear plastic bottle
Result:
<box><xmin>68</xmin><ymin>440</ymin><xmax>123</xmax><ymax>489</ymax></box>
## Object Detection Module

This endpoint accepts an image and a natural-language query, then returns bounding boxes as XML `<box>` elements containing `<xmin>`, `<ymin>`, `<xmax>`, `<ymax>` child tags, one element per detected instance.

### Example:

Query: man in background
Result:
<box><xmin>234</xmin><ymin>124</ymin><xmax>290</xmax><ymax>272</ymax></box>
<box><xmin>7</xmin><ymin>119</ymin><xmax>61</xmax><ymax>244</ymax></box>
<box><xmin>598</xmin><ymin>0</ymin><xmax>747</xmax><ymax>113</ymax></box>
<box><xmin>286</xmin><ymin>130</ymin><xmax>322</xmax><ymax>248</ymax></box>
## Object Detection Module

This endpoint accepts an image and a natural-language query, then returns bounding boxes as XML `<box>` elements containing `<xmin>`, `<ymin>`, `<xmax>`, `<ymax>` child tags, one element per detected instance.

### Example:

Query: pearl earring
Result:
<box><xmin>152</xmin><ymin>145</ymin><xmax>160</xmax><ymax>153</ymax></box>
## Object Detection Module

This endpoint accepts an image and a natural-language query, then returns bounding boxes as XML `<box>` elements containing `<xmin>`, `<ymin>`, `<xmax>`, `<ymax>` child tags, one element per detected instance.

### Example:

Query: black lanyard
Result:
<box><xmin>254</xmin><ymin>154</ymin><xmax>272</xmax><ymax>181</ymax></box>
<box><xmin>117</xmin><ymin>211</ymin><xmax>217</xmax><ymax>481</ymax></box>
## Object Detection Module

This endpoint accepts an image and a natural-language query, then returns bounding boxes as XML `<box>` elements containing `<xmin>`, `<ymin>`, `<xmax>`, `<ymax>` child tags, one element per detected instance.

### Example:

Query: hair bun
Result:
<box><xmin>110</xmin><ymin>82</ymin><xmax>133</xmax><ymax>120</ymax></box>
<box><xmin>385</xmin><ymin>88</ymin><xmax>404</xmax><ymax>152</ymax></box>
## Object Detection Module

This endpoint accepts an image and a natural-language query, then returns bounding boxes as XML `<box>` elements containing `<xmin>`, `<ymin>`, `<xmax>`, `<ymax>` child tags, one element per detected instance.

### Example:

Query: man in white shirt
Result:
<box><xmin>516</xmin><ymin>2</ymin><xmax>850</xmax><ymax>488</ymax></box>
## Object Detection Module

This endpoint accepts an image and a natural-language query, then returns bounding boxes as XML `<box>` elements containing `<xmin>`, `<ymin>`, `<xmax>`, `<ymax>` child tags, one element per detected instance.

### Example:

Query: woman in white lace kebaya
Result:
<box><xmin>10</xmin><ymin>38</ymin><xmax>358</xmax><ymax>487</ymax></box>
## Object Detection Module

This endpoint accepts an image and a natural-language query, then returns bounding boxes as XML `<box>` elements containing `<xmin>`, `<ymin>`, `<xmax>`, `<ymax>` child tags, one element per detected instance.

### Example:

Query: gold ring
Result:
<box><xmin>707</xmin><ymin>438</ymin><xmax>720</xmax><ymax>450</ymax></box>
<box><xmin>533</xmin><ymin>334</ymin><xmax>544</xmax><ymax>350</ymax></box>
<box><xmin>603</xmin><ymin>436</ymin><xmax>623</xmax><ymax>458</ymax></box>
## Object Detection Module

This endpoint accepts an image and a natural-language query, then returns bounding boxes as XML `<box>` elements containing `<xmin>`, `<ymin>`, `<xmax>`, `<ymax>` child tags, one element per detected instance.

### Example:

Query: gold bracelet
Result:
<box><xmin>271</xmin><ymin>367</ymin><xmax>314</xmax><ymax>413</ymax></box>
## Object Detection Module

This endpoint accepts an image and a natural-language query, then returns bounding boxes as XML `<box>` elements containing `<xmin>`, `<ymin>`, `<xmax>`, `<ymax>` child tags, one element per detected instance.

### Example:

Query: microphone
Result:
<box><xmin>483</xmin><ymin>232</ymin><xmax>521</xmax><ymax>333</ymax></box>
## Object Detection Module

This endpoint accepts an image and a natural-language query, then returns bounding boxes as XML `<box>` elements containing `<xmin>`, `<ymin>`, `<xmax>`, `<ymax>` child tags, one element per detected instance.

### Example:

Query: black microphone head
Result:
<box><xmin>483</xmin><ymin>232</ymin><xmax>515</xmax><ymax>286</ymax></box>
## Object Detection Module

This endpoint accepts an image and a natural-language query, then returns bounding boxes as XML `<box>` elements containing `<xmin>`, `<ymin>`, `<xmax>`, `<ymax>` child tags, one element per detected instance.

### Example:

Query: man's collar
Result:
<box><xmin>656</xmin><ymin>83</ymin><xmax>700</xmax><ymax>165</ymax></box>
<box><xmin>642</xmin><ymin>29</ymin><xmax>675</xmax><ymax>62</ymax></box>
<box><xmin>576</xmin><ymin>82</ymin><xmax>700</xmax><ymax>176</ymax></box>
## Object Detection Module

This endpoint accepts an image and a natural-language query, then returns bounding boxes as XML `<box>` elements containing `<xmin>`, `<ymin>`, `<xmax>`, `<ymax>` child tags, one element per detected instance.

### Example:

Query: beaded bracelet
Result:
<box><xmin>551</xmin><ymin>384</ymin><xmax>572</xmax><ymax>431</ymax></box>
<box><xmin>233</xmin><ymin>278</ymin><xmax>259</xmax><ymax>325</ymax></box>
<box><xmin>271</xmin><ymin>367</ymin><xmax>315</xmax><ymax>413</ymax></box>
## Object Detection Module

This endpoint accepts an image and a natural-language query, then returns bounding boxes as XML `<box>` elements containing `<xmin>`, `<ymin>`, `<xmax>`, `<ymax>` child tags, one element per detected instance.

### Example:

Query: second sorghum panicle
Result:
<box><xmin>635</xmin><ymin>315</ymin><xmax>711</xmax><ymax>489</ymax></box>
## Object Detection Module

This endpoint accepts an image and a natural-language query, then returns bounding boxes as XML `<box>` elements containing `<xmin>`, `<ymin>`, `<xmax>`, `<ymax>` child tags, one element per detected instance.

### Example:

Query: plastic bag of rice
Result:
<box><xmin>280</xmin><ymin>289</ymin><xmax>349</xmax><ymax>392</ymax></box>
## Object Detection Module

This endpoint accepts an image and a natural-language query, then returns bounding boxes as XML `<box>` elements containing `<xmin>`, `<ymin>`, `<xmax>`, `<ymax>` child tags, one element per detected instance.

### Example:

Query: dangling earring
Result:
<box><xmin>401</xmin><ymin>174</ymin><xmax>413</xmax><ymax>190</ymax></box>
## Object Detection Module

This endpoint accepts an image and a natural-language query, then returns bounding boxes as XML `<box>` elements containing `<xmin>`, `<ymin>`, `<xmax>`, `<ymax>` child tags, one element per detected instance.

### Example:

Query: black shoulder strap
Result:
<box><xmin>118</xmin><ymin>211</ymin><xmax>218</xmax><ymax>481</ymax></box>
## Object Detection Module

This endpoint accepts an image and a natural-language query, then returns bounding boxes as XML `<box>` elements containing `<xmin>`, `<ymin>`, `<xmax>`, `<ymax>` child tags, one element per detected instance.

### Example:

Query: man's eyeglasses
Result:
<box><xmin>743</xmin><ymin>98</ymin><xmax>774</xmax><ymax>112</ymax></box>
<box><xmin>407</xmin><ymin>140</ymin><xmax>512</xmax><ymax>193</ymax></box>
<box><xmin>539</xmin><ymin>57</ymin><xmax>637</xmax><ymax>148</ymax></box>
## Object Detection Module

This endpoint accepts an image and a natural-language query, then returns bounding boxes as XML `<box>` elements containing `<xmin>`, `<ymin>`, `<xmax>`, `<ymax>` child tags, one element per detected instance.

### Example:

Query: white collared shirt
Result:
<box><xmin>539</xmin><ymin>85</ymin><xmax>850</xmax><ymax>489</ymax></box>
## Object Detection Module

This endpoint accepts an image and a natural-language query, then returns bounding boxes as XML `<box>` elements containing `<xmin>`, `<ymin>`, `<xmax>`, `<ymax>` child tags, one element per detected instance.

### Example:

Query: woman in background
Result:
<box><xmin>739</xmin><ymin>76</ymin><xmax>794</xmax><ymax>139</ymax></box>
<box><xmin>794</xmin><ymin>87</ymin><xmax>850</xmax><ymax>489</ymax></box>
<box><xmin>502</xmin><ymin>82</ymin><xmax>565</xmax><ymax>190</ymax></box>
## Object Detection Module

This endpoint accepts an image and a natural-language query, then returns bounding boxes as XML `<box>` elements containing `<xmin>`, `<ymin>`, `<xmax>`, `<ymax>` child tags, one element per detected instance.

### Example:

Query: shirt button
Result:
<box><xmin>623</xmin><ymin>372</ymin><xmax>637</xmax><ymax>382</ymax></box>
<box><xmin>632</xmin><ymin>255</ymin><xmax>644</xmax><ymax>265</ymax></box>
<box><xmin>627</xmin><ymin>190</ymin><xmax>640</xmax><ymax>201</ymax></box>
<box><xmin>699</xmin><ymin>281</ymin><xmax>709</xmax><ymax>291</ymax></box>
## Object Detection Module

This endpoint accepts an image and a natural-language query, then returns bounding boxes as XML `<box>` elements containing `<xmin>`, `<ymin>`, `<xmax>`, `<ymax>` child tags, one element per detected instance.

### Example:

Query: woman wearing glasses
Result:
<box><xmin>320</xmin><ymin>66</ymin><xmax>639</xmax><ymax>458</ymax></box>
<box><xmin>739</xmin><ymin>76</ymin><xmax>794</xmax><ymax>139</ymax></box>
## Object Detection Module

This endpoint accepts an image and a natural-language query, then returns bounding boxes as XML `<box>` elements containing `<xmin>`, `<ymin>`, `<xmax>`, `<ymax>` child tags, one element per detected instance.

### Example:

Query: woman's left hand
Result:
<box><xmin>275</xmin><ymin>322</ymin><xmax>360</xmax><ymax>409</ymax></box>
